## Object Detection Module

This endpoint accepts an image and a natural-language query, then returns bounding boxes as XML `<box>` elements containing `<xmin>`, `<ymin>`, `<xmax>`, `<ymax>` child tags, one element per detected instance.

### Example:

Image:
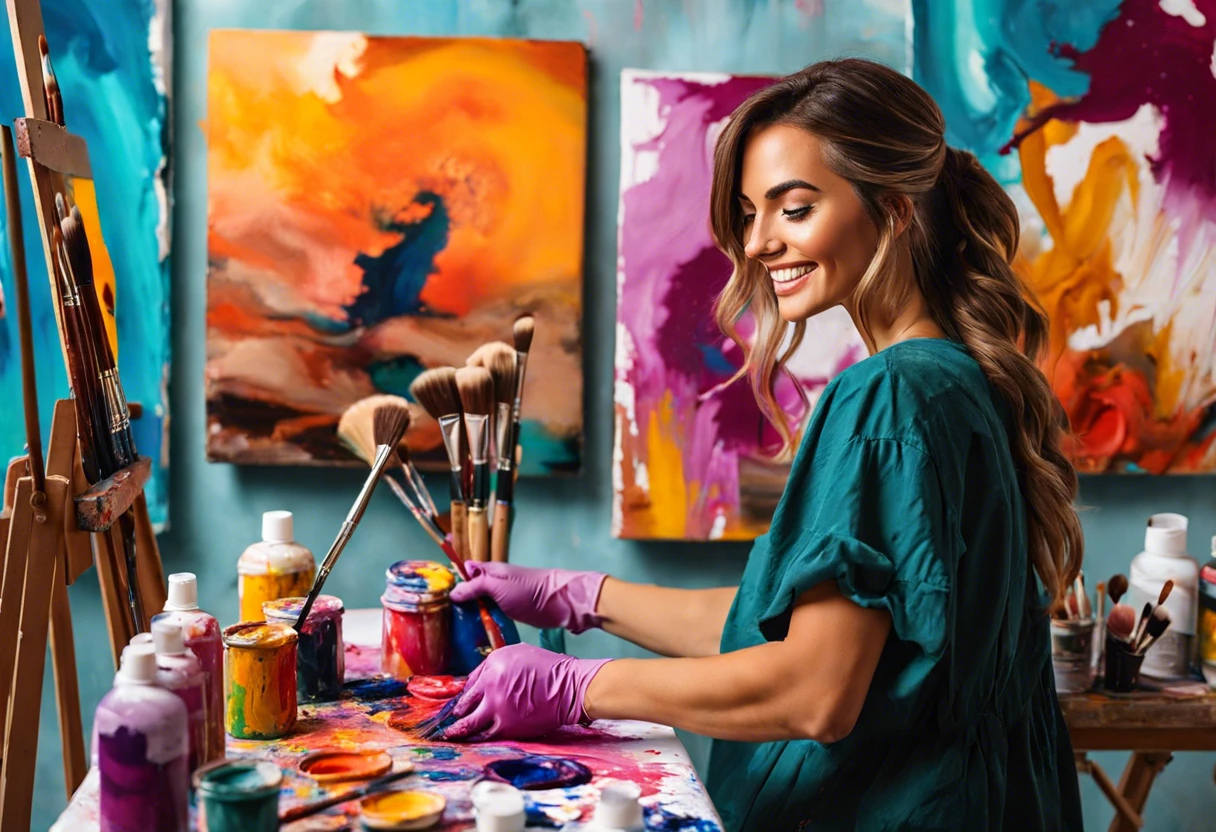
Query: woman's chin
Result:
<box><xmin>776</xmin><ymin>293</ymin><xmax>829</xmax><ymax>324</ymax></box>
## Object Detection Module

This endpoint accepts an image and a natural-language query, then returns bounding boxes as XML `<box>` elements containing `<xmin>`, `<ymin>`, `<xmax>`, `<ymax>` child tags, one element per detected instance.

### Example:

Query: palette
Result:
<box><xmin>52</xmin><ymin>624</ymin><xmax>723</xmax><ymax>832</ymax></box>
<box><xmin>299</xmin><ymin>748</ymin><xmax>394</xmax><ymax>783</ymax></box>
<box><xmin>360</xmin><ymin>790</ymin><xmax>446</xmax><ymax>830</ymax></box>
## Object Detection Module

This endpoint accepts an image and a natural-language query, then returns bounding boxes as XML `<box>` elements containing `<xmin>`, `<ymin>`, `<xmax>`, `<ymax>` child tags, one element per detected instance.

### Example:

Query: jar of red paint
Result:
<box><xmin>380</xmin><ymin>560</ymin><xmax>455</xmax><ymax>679</ymax></box>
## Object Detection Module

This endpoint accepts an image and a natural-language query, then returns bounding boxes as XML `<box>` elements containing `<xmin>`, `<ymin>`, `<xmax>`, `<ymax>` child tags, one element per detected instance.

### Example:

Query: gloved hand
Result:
<box><xmin>448</xmin><ymin>562</ymin><xmax>608</xmax><ymax>634</ymax></box>
<box><xmin>443</xmin><ymin>643</ymin><xmax>611</xmax><ymax>741</ymax></box>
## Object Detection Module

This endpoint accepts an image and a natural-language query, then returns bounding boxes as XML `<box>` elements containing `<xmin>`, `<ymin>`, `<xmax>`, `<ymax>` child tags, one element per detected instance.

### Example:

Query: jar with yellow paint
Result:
<box><xmin>223</xmin><ymin>622</ymin><xmax>298</xmax><ymax>740</ymax></box>
<box><xmin>237</xmin><ymin>511</ymin><xmax>316</xmax><ymax>622</ymax></box>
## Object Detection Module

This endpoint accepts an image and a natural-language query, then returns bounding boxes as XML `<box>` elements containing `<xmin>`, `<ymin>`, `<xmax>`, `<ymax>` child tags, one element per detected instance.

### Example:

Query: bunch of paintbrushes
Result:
<box><xmin>409</xmin><ymin>314</ymin><xmax>534</xmax><ymax>565</ymax></box>
<box><xmin>1104</xmin><ymin>574</ymin><xmax>1173</xmax><ymax>657</ymax></box>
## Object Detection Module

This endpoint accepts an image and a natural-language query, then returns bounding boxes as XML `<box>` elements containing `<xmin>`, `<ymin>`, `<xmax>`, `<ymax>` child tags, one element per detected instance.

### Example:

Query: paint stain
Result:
<box><xmin>343</xmin><ymin>678</ymin><xmax>410</xmax><ymax>700</ymax></box>
<box><xmin>360</xmin><ymin>789</ymin><xmax>445</xmax><ymax>826</ymax></box>
<box><xmin>645</xmin><ymin>806</ymin><xmax>722</xmax><ymax>831</ymax></box>
<box><xmin>406</xmin><ymin>675</ymin><xmax>465</xmax><ymax>701</ymax></box>
<box><xmin>417</xmin><ymin>767</ymin><xmax>480</xmax><ymax>782</ymax></box>
<box><xmin>484</xmin><ymin>756</ymin><xmax>592</xmax><ymax>790</ymax></box>
<box><xmin>299</xmin><ymin>748</ymin><xmax>392</xmax><ymax>782</ymax></box>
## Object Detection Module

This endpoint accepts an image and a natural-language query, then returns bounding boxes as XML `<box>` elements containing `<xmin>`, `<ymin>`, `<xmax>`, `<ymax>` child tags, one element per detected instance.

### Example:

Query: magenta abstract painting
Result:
<box><xmin>613</xmin><ymin>70</ymin><xmax>866</xmax><ymax>541</ymax></box>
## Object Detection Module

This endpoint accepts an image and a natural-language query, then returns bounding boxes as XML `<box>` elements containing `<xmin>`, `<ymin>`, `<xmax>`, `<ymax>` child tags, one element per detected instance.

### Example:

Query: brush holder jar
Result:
<box><xmin>263</xmin><ymin>595</ymin><xmax>345</xmax><ymax>703</ymax></box>
<box><xmin>1104</xmin><ymin>630</ymin><xmax>1146</xmax><ymax>693</ymax></box>
<box><xmin>1050</xmin><ymin>617</ymin><xmax>1096</xmax><ymax>693</ymax></box>
<box><xmin>381</xmin><ymin>560</ymin><xmax>454</xmax><ymax>680</ymax></box>
<box><xmin>223</xmin><ymin>622</ymin><xmax>299</xmax><ymax>739</ymax></box>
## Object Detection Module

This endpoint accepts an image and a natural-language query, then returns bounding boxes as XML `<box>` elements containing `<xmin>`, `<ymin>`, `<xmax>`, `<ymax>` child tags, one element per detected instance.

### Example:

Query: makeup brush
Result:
<box><xmin>1108</xmin><ymin>574</ymin><xmax>1128</xmax><ymax>605</ymax></box>
<box><xmin>295</xmin><ymin>403</ymin><xmax>409</xmax><ymax>629</ymax></box>
<box><xmin>510</xmin><ymin>314</ymin><xmax>535</xmax><ymax>470</ymax></box>
<box><xmin>1128</xmin><ymin>602</ymin><xmax>1154</xmax><ymax>650</ymax></box>
<box><xmin>410</xmin><ymin>368</ymin><xmax>470</xmax><ymax>562</ymax></box>
<box><xmin>279</xmin><ymin>767</ymin><xmax>417</xmax><ymax>823</ymax></box>
<box><xmin>456</xmin><ymin>366</ymin><xmax>494</xmax><ymax>563</ymax></box>
<box><xmin>338</xmin><ymin>394</ymin><xmax>438</xmax><ymax>519</ymax></box>
<box><xmin>1107</xmin><ymin>603</ymin><xmax>1136</xmax><ymax>642</ymax></box>
<box><xmin>1135</xmin><ymin>607</ymin><xmax>1172</xmax><ymax>656</ymax></box>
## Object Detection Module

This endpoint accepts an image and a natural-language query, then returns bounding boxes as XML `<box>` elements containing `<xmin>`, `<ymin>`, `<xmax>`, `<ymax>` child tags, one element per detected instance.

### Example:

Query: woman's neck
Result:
<box><xmin>846</xmin><ymin>248</ymin><xmax>946</xmax><ymax>354</ymax></box>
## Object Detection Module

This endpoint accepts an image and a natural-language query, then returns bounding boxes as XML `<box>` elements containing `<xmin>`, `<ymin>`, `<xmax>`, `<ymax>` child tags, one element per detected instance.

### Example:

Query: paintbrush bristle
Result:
<box><xmin>410</xmin><ymin>367</ymin><xmax>462</xmax><ymax>420</ymax></box>
<box><xmin>339</xmin><ymin>394</ymin><xmax>413</xmax><ymax>465</ymax></box>
<box><xmin>59</xmin><ymin>204</ymin><xmax>93</xmax><ymax>287</ymax></box>
<box><xmin>372</xmin><ymin>403</ymin><xmax>411</xmax><ymax>452</ymax></box>
<box><xmin>513</xmin><ymin>314</ymin><xmax>534</xmax><ymax>354</ymax></box>
<box><xmin>481</xmin><ymin>343</ymin><xmax>517</xmax><ymax>407</ymax></box>
<box><xmin>1158</xmin><ymin>579</ymin><xmax>1174</xmax><ymax>606</ymax></box>
<box><xmin>455</xmin><ymin>366</ymin><xmax>494</xmax><ymax>417</ymax></box>
<box><xmin>1108</xmin><ymin>574</ymin><xmax>1128</xmax><ymax>605</ymax></box>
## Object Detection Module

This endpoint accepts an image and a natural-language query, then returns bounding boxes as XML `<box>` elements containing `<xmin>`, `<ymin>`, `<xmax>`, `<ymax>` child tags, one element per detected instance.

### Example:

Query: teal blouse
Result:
<box><xmin>707</xmin><ymin>339</ymin><xmax>1082</xmax><ymax>831</ymax></box>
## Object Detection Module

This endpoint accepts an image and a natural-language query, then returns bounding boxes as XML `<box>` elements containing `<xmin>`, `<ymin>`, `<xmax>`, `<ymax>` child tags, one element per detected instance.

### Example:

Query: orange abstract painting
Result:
<box><xmin>206</xmin><ymin>31</ymin><xmax>586</xmax><ymax>472</ymax></box>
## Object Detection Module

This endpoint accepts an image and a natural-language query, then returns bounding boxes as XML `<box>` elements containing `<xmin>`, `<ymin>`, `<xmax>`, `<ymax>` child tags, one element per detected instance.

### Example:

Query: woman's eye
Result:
<box><xmin>742</xmin><ymin>213</ymin><xmax>755</xmax><ymax>225</ymax></box>
<box><xmin>782</xmin><ymin>206</ymin><xmax>811</xmax><ymax>220</ymax></box>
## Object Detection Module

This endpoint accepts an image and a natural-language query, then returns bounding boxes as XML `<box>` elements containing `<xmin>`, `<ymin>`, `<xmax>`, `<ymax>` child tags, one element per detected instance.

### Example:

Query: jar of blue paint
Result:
<box><xmin>195</xmin><ymin>760</ymin><xmax>282</xmax><ymax>832</ymax></box>
<box><xmin>449</xmin><ymin>599</ymin><xmax>520</xmax><ymax>675</ymax></box>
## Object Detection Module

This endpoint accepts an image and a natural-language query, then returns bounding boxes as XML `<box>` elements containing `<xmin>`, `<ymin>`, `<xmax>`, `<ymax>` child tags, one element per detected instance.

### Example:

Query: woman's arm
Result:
<box><xmin>585</xmin><ymin>581</ymin><xmax>892</xmax><ymax>743</ymax></box>
<box><xmin>595</xmin><ymin>578</ymin><xmax>738</xmax><ymax>658</ymax></box>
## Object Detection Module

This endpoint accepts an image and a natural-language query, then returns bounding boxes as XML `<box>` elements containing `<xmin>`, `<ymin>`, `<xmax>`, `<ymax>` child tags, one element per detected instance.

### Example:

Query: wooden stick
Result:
<box><xmin>132</xmin><ymin>492</ymin><xmax>165</xmax><ymax>627</ymax></box>
<box><xmin>450</xmin><ymin>500</ymin><xmax>469</xmax><ymax>564</ymax></box>
<box><xmin>49</xmin><ymin>574</ymin><xmax>85</xmax><ymax>795</ymax></box>
<box><xmin>468</xmin><ymin>507</ymin><xmax>489</xmax><ymax>563</ymax></box>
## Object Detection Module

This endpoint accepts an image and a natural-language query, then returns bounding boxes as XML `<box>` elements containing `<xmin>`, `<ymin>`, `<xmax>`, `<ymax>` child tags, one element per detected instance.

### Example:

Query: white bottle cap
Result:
<box><xmin>594</xmin><ymin>780</ymin><xmax>644</xmax><ymax>830</ymax></box>
<box><xmin>118</xmin><ymin>643</ymin><xmax>158</xmax><ymax>685</ymax></box>
<box><xmin>164</xmin><ymin>572</ymin><xmax>200</xmax><ymax>611</ymax></box>
<box><xmin>471</xmin><ymin>781</ymin><xmax>525</xmax><ymax>832</ymax></box>
<box><xmin>129</xmin><ymin>633</ymin><xmax>153</xmax><ymax>648</ymax></box>
<box><xmin>152</xmin><ymin>621</ymin><xmax>186</xmax><ymax>656</ymax></box>
<box><xmin>262</xmin><ymin>510</ymin><xmax>294</xmax><ymax>543</ymax></box>
<box><xmin>1145</xmin><ymin>513</ymin><xmax>1188</xmax><ymax>556</ymax></box>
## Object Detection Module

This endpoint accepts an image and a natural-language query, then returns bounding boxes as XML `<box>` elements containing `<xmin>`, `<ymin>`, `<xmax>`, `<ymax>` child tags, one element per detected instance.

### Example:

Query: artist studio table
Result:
<box><xmin>53</xmin><ymin>608</ymin><xmax>723</xmax><ymax>831</ymax></box>
<box><xmin>1061</xmin><ymin>685</ymin><xmax>1216</xmax><ymax>832</ymax></box>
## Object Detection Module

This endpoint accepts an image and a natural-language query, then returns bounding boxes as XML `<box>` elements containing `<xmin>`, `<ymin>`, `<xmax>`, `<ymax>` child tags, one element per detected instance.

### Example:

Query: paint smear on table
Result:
<box><xmin>913</xmin><ymin>0</ymin><xmax>1216</xmax><ymax>472</ymax></box>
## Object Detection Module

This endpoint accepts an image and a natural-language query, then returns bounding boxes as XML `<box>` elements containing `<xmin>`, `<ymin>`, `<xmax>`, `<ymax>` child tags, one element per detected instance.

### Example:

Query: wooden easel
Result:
<box><xmin>0</xmin><ymin>0</ymin><xmax>168</xmax><ymax>828</ymax></box>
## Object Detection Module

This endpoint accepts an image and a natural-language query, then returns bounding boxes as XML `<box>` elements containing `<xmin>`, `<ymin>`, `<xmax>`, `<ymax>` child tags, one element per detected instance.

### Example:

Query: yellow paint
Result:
<box><xmin>361</xmin><ymin>790</ymin><xmax>445</xmax><ymax>823</ymax></box>
<box><xmin>70</xmin><ymin>179</ymin><xmax>119</xmax><ymax>359</ymax></box>
<box><xmin>411</xmin><ymin>563</ymin><xmax>454</xmax><ymax>593</ymax></box>
<box><xmin>644</xmin><ymin>392</ymin><xmax>689</xmax><ymax>539</ymax></box>
<box><xmin>223</xmin><ymin>622</ymin><xmax>298</xmax><ymax>740</ymax></box>
<box><xmin>238</xmin><ymin>568</ymin><xmax>315</xmax><ymax>621</ymax></box>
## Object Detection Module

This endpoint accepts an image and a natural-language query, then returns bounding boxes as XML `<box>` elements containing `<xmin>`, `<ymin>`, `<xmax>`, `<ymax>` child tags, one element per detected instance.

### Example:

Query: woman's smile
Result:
<box><xmin>768</xmin><ymin>263</ymin><xmax>817</xmax><ymax>296</ymax></box>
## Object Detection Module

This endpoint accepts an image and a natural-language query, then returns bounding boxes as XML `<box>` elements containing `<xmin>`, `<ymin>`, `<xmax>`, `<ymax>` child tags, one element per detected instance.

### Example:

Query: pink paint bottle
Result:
<box><xmin>152</xmin><ymin>572</ymin><xmax>225</xmax><ymax>764</ymax></box>
<box><xmin>95</xmin><ymin>643</ymin><xmax>189</xmax><ymax>832</ymax></box>
<box><xmin>151</xmin><ymin>621</ymin><xmax>208</xmax><ymax>776</ymax></box>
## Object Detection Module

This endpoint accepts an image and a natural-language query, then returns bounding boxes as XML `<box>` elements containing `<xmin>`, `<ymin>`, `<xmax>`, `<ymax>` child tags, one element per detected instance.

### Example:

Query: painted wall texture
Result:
<box><xmin>21</xmin><ymin>1</ymin><xmax>1216</xmax><ymax>828</ymax></box>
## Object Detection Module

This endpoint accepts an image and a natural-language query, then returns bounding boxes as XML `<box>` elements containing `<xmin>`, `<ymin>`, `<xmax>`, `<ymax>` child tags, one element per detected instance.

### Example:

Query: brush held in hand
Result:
<box><xmin>296</xmin><ymin>404</ymin><xmax>410</xmax><ymax>629</ymax></box>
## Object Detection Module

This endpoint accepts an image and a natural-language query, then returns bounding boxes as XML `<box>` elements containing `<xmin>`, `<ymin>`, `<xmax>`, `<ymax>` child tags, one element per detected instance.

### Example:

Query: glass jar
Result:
<box><xmin>380</xmin><ymin>560</ymin><xmax>455</xmax><ymax>679</ymax></box>
<box><xmin>223</xmin><ymin>622</ymin><xmax>298</xmax><ymax>739</ymax></box>
<box><xmin>263</xmin><ymin>595</ymin><xmax>345</xmax><ymax>703</ymax></box>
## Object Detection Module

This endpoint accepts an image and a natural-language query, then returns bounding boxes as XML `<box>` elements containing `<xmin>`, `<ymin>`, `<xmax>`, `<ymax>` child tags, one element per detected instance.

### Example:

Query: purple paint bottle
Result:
<box><xmin>152</xmin><ymin>572</ymin><xmax>225</xmax><ymax>764</ymax></box>
<box><xmin>95</xmin><ymin>643</ymin><xmax>189</xmax><ymax>832</ymax></box>
<box><xmin>151</xmin><ymin>621</ymin><xmax>208</xmax><ymax>775</ymax></box>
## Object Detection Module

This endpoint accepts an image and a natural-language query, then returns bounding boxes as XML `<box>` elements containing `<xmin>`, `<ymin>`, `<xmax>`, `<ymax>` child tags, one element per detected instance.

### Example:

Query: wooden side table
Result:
<box><xmin>1060</xmin><ymin>689</ymin><xmax>1216</xmax><ymax>832</ymax></box>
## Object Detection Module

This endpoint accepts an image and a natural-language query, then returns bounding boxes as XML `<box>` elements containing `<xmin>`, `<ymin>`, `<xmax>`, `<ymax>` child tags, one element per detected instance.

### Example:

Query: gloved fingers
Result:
<box><xmin>449</xmin><ymin>685</ymin><xmax>484</xmax><ymax>720</ymax></box>
<box><xmin>443</xmin><ymin>705</ymin><xmax>494</xmax><ymax>740</ymax></box>
<box><xmin>449</xmin><ymin>563</ymin><xmax>488</xmax><ymax>603</ymax></box>
<box><xmin>461</xmin><ymin>717</ymin><xmax>505</xmax><ymax>743</ymax></box>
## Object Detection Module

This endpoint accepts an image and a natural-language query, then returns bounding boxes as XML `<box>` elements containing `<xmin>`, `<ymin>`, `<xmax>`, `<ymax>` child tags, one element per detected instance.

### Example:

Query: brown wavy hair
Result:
<box><xmin>709</xmin><ymin>58</ymin><xmax>1082</xmax><ymax>609</ymax></box>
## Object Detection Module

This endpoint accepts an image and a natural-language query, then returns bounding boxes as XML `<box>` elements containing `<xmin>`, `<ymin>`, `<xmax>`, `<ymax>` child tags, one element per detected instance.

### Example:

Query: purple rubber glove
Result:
<box><xmin>448</xmin><ymin>562</ymin><xmax>608</xmax><ymax>634</ymax></box>
<box><xmin>443</xmin><ymin>643</ymin><xmax>611</xmax><ymax>741</ymax></box>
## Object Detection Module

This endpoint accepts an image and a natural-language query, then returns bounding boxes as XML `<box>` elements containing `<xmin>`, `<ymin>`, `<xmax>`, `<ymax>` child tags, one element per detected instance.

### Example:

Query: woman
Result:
<box><xmin>446</xmin><ymin>58</ymin><xmax>1085</xmax><ymax>831</ymax></box>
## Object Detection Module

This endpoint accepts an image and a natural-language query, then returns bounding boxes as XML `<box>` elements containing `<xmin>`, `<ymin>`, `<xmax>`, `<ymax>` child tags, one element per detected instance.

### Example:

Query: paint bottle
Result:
<box><xmin>151</xmin><ymin>621</ymin><xmax>208</xmax><ymax>777</ymax></box>
<box><xmin>450</xmin><ymin>598</ymin><xmax>520</xmax><ymax>675</ymax></box>
<box><xmin>1129</xmin><ymin>512</ymin><xmax>1200</xmax><ymax>678</ymax></box>
<box><xmin>223</xmin><ymin>621</ymin><xmax>299</xmax><ymax>740</ymax></box>
<box><xmin>262</xmin><ymin>594</ymin><xmax>345</xmax><ymax>703</ymax></box>
<box><xmin>471</xmin><ymin>781</ymin><xmax>526</xmax><ymax>832</ymax></box>
<box><xmin>381</xmin><ymin>560</ymin><xmax>454</xmax><ymax>679</ymax></box>
<box><xmin>95</xmin><ymin>643</ymin><xmax>189</xmax><ymax>832</ymax></box>
<box><xmin>194</xmin><ymin>760</ymin><xmax>282</xmax><ymax>832</ymax></box>
<box><xmin>1198</xmin><ymin>535</ymin><xmax>1216</xmax><ymax>683</ymax></box>
<box><xmin>236</xmin><ymin>510</ymin><xmax>316</xmax><ymax>622</ymax></box>
<box><xmin>152</xmin><ymin>572</ymin><xmax>226</xmax><ymax>763</ymax></box>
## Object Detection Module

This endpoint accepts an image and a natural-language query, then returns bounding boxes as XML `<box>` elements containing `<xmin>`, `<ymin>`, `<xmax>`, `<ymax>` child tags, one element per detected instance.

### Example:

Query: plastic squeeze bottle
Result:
<box><xmin>151</xmin><ymin>621</ymin><xmax>208</xmax><ymax>775</ymax></box>
<box><xmin>152</xmin><ymin>572</ymin><xmax>225</xmax><ymax>763</ymax></box>
<box><xmin>237</xmin><ymin>510</ymin><xmax>316</xmax><ymax>622</ymax></box>
<box><xmin>1197</xmin><ymin>536</ymin><xmax>1216</xmax><ymax>673</ymax></box>
<box><xmin>94</xmin><ymin>643</ymin><xmax>189</xmax><ymax>832</ymax></box>
<box><xmin>1129</xmin><ymin>513</ymin><xmax>1200</xmax><ymax>678</ymax></box>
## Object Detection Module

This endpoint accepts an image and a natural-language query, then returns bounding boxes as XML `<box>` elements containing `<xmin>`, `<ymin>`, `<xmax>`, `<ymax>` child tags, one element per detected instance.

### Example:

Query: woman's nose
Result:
<box><xmin>743</xmin><ymin>217</ymin><xmax>782</xmax><ymax>261</ymax></box>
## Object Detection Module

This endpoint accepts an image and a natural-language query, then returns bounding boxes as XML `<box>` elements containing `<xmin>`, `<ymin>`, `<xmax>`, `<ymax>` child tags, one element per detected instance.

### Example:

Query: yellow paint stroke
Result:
<box><xmin>239</xmin><ymin>569</ymin><xmax>316</xmax><ymax>622</ymax></box>
<box><xmin>70</xmin><ymin>179</ymin><xmax>119</xmax><ymax>359</ymax></box>
<box><xmin>643</xmin><ymin>393</ymin><xmax>689</xmax><ymax>539</ymax></box>
<box><xmin>223</xmin><ymin>622</ymin><xmax>298</xmax><ymax>740</ymax></box>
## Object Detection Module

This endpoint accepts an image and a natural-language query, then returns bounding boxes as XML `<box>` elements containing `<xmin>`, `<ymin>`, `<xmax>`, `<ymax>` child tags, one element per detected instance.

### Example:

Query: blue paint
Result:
<box><xmin>0</xmin><ymin>0</ymin><xmax>170</xmax><ymax>527</ymax></box>
<box><xmin>449</xmin><ymin>599</ymin><xmax>520</xmax><ymax>675</ymax></box>
<box><xmin>368</xmin><ymin>355</ymin><xmax>429</xmax><ymax>399</ymax></box>
<box><xmin>644</xmin><ymin>807</ymin><xmax>722</xmax><ymax>832</ymax></box>
<box><xmin>343</xmin><ymin>678</ymin><xmax>410</xmax><ymax>701</ymax></box>
<box><xmin>484</xmin><ymin>756</ymin><xmax>591</xmax><ymax>790</ymax></box>
<box><xmin>417</xmin><ymin>767</ymin><xmax>480</xmax><ymax>782</ymax></box>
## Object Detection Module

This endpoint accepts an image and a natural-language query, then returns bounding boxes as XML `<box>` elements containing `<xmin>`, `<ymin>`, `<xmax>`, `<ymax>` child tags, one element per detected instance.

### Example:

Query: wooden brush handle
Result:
<box><xmin>468</xmin><ymin>507</ymin><xmax>489</xmax><ymax>562</ymax></box>
<box><xmin>450</xmin><ymin>500</ymin><xmax>469</xmax><ymax>563</ymax></box>
<box><xmin>491</xmin><ymin>503</ymin><xmax>510</xmax><ymax>563</ymax></box>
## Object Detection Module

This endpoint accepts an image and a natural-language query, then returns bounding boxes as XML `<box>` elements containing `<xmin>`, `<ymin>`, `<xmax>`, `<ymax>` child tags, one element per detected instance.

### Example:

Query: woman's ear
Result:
<box><xmin>884</xmin><ymin>195</ymin><xmax>914</xmax><ymax>237</ymax></box>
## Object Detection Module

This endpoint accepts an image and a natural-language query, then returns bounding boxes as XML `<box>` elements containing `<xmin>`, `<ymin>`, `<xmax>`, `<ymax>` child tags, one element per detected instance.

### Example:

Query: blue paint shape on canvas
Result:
<box><xmin>0</xmin><ymin>0</ymin><xmax>171</xmax><ymax>527</ymax></box>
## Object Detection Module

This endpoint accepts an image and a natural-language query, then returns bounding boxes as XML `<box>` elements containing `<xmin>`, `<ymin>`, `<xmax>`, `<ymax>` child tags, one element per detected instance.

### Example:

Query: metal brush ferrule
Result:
<box><xmin>511</xmin><ymin>351</ymin><xmax>529</xmax><ymax>425</ymax></box>
<box><xmin>465</xmin><ymin>414</ymin><xmax>488</xmax><ymax>466</ymax></box>
<box><xmin>495</xmin><ymin>402</ymin><xmax>513</xmax><ymax>472</ymax></box>
<box><xmin>100</xmin><ymin>369</ymin><xmax>136</xmax><ymax>467</ymax></box>
<box><xmin>438</xmin><ymin>415</ymin><xmax>466</xmax><ymax>498</ymax></box>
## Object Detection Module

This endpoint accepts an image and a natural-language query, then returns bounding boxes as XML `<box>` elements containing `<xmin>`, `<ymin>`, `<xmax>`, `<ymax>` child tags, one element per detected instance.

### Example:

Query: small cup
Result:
<box><xmin>1104</xmin><ymin>630</ymin><xmax>1146</xmax><ymax>693</ymax></box>
<box><xmin>1050</xmin><ymin>617</ymin><xmax>1096</xmax><ymax>693</ymax></box>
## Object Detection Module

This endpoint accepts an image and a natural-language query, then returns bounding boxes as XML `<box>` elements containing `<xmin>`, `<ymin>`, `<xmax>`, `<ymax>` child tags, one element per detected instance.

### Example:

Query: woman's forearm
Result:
<box><xmin>595</xmin><ymin>578</ymin><xmax>737</xmax><ymax>658</ymax></box>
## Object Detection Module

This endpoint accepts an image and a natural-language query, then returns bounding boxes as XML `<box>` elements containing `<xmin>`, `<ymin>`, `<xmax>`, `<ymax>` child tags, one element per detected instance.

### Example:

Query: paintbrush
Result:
<box><xmin>1073</xmin><ymin>571</ymin><xmax>1091</xmax><ymax>619</ymax></box>
<box><xmin>38</xmin><ymin>35</ymin><xmax>63</xmax><ymax>126</ymax></box>
<box><xmin>1135</xmin><ymin>607</ymin><xmax>1172</xmax><ymax>656</ymax></box>
<box><xmin>1108</xmin><ymin>574</ymin><xmax>1128</xmax><ymax>606</ymax></box>
<box><xmin>510</xmin><ymin>314</ymin><xmax>534</xmax><ymax>473</ymax></box>
<box><xmin>278</xmin><ymin>767</ymin><xmax>416</xmax><ymax>823</ymax></box>
<box><xmin>411</xmin><ymin>368</ymin><xmax>470</xmax><ymax>563</ymax></box>
<box><xmin>470</xmin><ymin>343</ymin><xmax>518</xmax><ymax>562</ymax></box>
<box><xmin>50</xmin><ymin>227</ymin><xmax>103</xmax><ymax>482</ymax></box>
<box><xmin>415</xmin><ymin>696</ymin><xmax>463</xmax><ymax>741</ymax></box>
<box><xmin>295</xmin><ymin>403</ymin><xmax>409</xmax><ymax>629</ymax></box>
<box><xmin>1128</xmin><ymin>602</ymin><xmax>1154</xmax><ymax>650</ymax></box>
<box><xmin>456</xmin><ymin>366</ymin><xmax>494</xmax><ymax>563</ymax></box>
<box><xmin>338</xmin><ymin>394</ymin><xmax>438</xmax><ymax>519</ymax></box>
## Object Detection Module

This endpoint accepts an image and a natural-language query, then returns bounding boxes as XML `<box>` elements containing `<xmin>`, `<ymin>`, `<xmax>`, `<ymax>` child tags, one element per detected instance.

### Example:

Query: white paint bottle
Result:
<box><xmin>1129</xmin><ymin>512</ymin><xmax>1200</xmax><ymax>678</ymax></box>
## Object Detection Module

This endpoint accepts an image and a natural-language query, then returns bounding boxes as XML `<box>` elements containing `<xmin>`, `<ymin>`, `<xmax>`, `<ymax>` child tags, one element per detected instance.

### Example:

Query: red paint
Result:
<box><xmin>407</xmin><ymin>675</ymin><xmax>466</xmax><ymax>702</ymax></box>
<box><xmin>381</xmin><ymin>603</ymin><xmax>450</xmax><ymax>679</ymax></box>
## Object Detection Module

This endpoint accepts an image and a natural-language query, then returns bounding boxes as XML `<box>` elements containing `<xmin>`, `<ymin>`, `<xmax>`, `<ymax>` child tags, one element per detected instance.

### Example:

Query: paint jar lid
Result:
<box><xmin>195</xmin><ymin>761</ymin><xmax>283</xmax><ymax>802</ymax></box>
<box><xmin>1145</xmin><ymin>513</ymin><xmax>1188</xmax><ymax>556</ymax></box>
<box><xmin>263</xmin><ymin>510</ymin><xmax>295</xmax><ymax>543</ymax></box>
<box><xmin>118</xmin><ymin>643</ymin><xmax>158</xmax><ymax>685</ymax></box>
<box><xmin>263</xmin><ymin>595</ymin><xmax>344</xmax><ymax>624</ymax></box>
<box><xmin>384</xmin><ymin>560</ymin><xmax>454</xmax><ymax>603</ymax></box>
<box><xmin>471</xmin><ymin>781</ymin><xmax>525</xmax><ymax>830</ymax></box>
<box><xmin>152</xmin><ymin>620</ymin><xmax>187</xmax><ymax>656</ymax></box>
<box><xmin>164</xmin><ymin>572</ymin><xmax>200</xmax><ymax>611</ymax></box>
<box><xmin>129</xmin><ymin>633</ymin><xmax>153</xmax><ymax>648</ymax></box>
<box><xmin>222</xmin><ymin>621</ymin><xmax>298</xmax><ymax>650</ymax></box>
<box><xmin>595</xmin><ymin>780</ymin><xmax>643</xmax><ymax>830</ymax></box>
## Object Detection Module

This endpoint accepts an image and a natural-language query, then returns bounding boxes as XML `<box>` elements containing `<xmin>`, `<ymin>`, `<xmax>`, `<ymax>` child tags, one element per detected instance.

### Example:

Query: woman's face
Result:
<box><xmin>738</xmin><ymin>124</ymin><xmax>879</xmax><ymax>323</ymax></box>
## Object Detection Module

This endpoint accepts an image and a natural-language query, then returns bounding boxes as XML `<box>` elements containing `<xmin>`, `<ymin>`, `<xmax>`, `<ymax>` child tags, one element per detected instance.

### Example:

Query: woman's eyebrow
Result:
<box><xmin>764</xmin><ymin>179</ymin><xmax>820</xmax><ymax>200</ymax></box>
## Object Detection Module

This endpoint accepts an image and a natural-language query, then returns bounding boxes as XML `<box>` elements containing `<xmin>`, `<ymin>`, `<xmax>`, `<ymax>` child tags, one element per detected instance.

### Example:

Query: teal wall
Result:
<box><xmin>27</xmin><ymin>1</ymin><xmax>1216</xmax><ymax>829</ymax></box>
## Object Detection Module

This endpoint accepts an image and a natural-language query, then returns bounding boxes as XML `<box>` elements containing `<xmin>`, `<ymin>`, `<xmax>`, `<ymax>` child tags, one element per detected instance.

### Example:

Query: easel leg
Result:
<box><xmin>1107</xmin><ymin>752</ymin><xmax>1172</xmax><ymax>832</ymax></box>
<box><xmin>94</xmin><ymin>527</ymin><xmax>134</xmax><ymax>666</ymax></box>
<box><xmin>50</xmin><ymin>574</ymin><xmax>86</xmax><ymax>795</ymax></box>
<box><xmin>1076</xmin><ymin>752</ymin><xmax>1145</xmax><ymax>829</ymax></box>
<box><xmin>0</xmin><ymin>477</ymin><xmax>34</xmax><ymax>769</ymax></box>
<box><xmin>133</xmin><ymin>491</ymin><xmax>165</xmax><ymax>627</ymax></box>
